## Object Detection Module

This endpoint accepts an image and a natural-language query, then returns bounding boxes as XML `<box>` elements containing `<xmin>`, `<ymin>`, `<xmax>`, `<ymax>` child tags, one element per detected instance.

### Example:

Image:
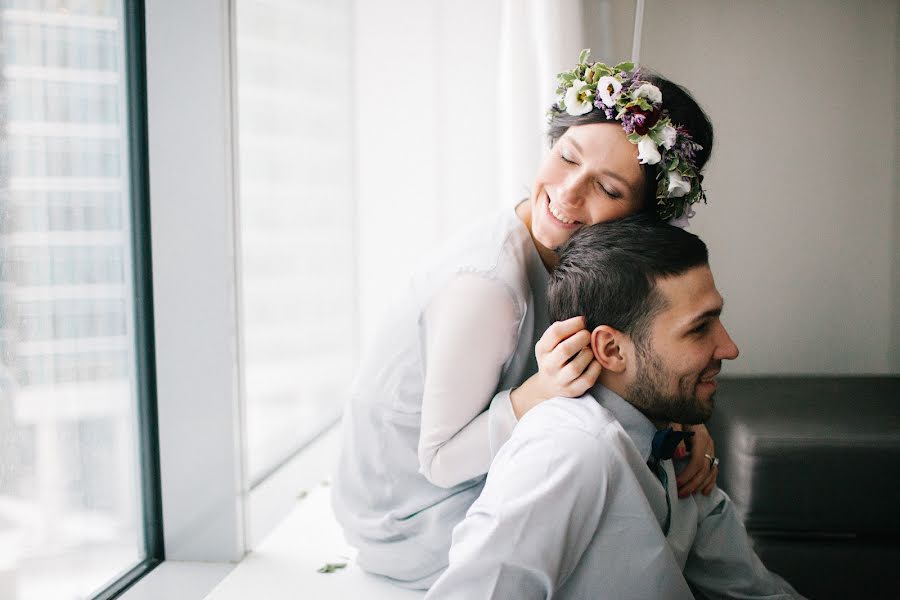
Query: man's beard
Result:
<box><xmin>625</xmin><ymin>346</ymin><xmax>713</xmax><ymax>425</ymax></box>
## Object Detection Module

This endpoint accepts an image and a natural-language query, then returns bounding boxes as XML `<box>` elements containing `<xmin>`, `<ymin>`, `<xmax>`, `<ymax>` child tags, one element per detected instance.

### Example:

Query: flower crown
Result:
<box><xmin>551</xmin><ymin>49</ymin><xmax>706</xmax><ymax>222</ymax></box>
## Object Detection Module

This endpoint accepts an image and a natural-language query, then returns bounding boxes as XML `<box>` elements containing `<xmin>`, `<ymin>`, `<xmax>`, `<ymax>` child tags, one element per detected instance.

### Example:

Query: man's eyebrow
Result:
<box><xmin>686</xmin><ymin>302</ymin><xmax>724</xmax><ymax>326</ymax></box>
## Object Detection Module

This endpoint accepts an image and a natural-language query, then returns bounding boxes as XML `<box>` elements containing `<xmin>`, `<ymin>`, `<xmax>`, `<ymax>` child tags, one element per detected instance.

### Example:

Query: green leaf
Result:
<box><xmin>614</xmin><ymin>61</ymin><xmax>635</xmax><ymax>72</ymax></box>
<box><xmin>578</xmin><ymin>48</ymin><xmax>591</xmax><ymax>64</ymax></box>
<box><xmin>318</xmin><ymin>562</ymin><xmax>348</xmax><ymax>574</ymax></box>
<box><xmin>595</xmin><ymin>64</ymin><xmax>613</xmax><ymax>77</ymax></box>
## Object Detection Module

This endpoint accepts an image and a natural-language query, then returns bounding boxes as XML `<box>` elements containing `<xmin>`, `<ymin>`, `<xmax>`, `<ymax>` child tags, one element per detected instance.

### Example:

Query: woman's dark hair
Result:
<box><xmin>547</xmin><ymin>213</ymin><xmax>709</xmax><ymax>353</ymax></box>
<box><xmin>546</xmin><ymin>70</ymin><xmax>713</xmax><ymax>216</ymax></box>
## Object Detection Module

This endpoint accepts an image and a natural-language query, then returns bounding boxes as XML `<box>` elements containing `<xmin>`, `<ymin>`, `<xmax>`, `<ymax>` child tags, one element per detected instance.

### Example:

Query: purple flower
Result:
<box><xmin>629</xmin><ymin>106</ymin><xmax>661</xmax><ymax>135</ymax></box>
<box><xmin>619</xmin><ymin>112</ymin><xmax>636</xmax><ymax>134</ymax></box>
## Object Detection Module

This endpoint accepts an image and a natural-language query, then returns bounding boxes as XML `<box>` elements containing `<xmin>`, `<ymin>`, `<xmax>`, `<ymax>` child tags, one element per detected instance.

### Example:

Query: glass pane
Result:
<box><xmin>235</xmin><ymin>0</ymin><xmax>354</xmax><ymax>481</ymax></box>
<box><xmin>0</xmin><ymin>2</ymin><xmax>145</xmax><ymax>599</ymax></box>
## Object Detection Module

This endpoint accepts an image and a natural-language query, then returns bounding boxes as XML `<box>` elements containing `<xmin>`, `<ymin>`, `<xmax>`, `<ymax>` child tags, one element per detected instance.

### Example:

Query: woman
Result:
<box><xmin>333</xmin><ymin>51</ymin><xmax>719</xmax><ymax>588</ymax></box>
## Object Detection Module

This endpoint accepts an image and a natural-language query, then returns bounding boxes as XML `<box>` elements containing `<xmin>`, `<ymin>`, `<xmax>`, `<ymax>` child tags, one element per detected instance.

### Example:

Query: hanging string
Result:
<box><xmin>631</xmin><ymin>0</ymin><xmax>645</xmax><ymax>64</ymax></box>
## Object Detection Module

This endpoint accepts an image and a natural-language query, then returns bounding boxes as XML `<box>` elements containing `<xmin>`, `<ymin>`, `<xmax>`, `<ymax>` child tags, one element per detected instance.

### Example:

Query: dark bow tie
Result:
<box><xmin>651</xmin><ymin>427</ymin><xmax>695</xmax><ymax>461</ymax></box>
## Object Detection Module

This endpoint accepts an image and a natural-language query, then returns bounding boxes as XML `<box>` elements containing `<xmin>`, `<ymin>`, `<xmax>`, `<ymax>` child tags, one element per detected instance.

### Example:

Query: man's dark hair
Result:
<box><xmin>548</xmin><ymin>214</ymin><xmax>709</xmax><ymax>352</ymax></box>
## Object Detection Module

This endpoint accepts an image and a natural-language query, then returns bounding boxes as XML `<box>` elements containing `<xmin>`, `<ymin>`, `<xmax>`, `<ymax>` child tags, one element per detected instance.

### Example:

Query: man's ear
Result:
<box><xmin>591</xmin><ymin>325</ymin><xmax>629</xmax><ymax>373</ymax></box>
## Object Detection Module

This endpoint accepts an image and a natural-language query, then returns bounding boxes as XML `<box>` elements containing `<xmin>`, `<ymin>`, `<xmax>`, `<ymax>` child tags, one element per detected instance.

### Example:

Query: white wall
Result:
<box><xmin>893</xmin><ymin>11</ymin><xmax>900</xmax><ymax>372</ymax></box>
<box><xmin>641</xmin><ymin>0</ymin><xmax>898</xmax><ymax>375</ymax></box>
<box><xmin>353</xmin><ymin>0</ymin><xmax>899</xmax><ymax>375</ymax></box>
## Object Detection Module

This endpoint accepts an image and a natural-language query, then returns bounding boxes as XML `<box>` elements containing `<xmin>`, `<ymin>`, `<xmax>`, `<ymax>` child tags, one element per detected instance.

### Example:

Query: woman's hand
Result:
<box><xmin>675</xmin><ymin>423</ymin><xmax>718</xmax><ymax>497</ymax></box>
<box><xmin>510</xmin><ymin>316</ymin><xmax>602</xmax><ymax>419</ymax></box>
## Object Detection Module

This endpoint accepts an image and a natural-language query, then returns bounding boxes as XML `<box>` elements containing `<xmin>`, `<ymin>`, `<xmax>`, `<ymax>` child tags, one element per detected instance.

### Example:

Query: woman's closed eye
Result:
<box><xmin>598</xmin><ymin>181</ymin><xmax>621</xmax><ymax>198</ymax></box>
<box><xmin>559</xmin><ymin>148</ymin><xmax>621</xmax><ymax>198</ymax></box>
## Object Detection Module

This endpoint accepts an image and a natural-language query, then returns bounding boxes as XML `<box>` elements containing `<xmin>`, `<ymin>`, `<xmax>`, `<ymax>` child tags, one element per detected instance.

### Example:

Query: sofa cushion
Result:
<box><xmin>706</xmin><ymin>377</ymin><xmax>900</xmax><ymax>536</ymax></box>
<box><xmin>747</xmin><ymin>536</ymin><xmax>900</xmax><ymax>599</ymax></box>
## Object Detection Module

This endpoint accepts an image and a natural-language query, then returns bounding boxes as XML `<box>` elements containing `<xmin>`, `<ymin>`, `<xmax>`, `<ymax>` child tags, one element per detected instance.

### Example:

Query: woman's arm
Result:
<box><xmin>417</xmin><ymin>274</ymin><xmax>522</xmax><ymax>488</ymax></box>
<box><xmin>418</xmin><ymin>276</ymin><xmax>606</xmax><ymax>489</ymax></box>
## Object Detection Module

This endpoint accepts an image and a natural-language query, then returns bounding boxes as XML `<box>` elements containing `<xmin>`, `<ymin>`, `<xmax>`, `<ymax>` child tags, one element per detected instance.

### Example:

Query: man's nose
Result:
<box><xmin>716</xmin><ymin>323</ymin><xmax>740</xmax><ymax>360</ymax></box>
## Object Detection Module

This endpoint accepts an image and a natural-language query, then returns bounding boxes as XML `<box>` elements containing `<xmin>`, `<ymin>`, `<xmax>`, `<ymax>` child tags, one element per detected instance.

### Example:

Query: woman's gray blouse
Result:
<box><xmin>332</xmin><ymin>206</ymin><xmax>550</xmax><ymax>588</ymax></box>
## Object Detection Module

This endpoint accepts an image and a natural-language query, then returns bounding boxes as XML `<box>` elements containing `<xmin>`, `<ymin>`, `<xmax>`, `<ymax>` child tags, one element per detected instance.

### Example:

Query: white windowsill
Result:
<box><xmin>122</xmin><ymin>422</ymin><xmax>424</xmax><ymax>599</ymax></box>
<box><xmin>121</xmin><ymin>483</ymin><xmax>423</xmax><ymax>600</ymax></box>
<box><xmin>203</xmin><ymin>484</ymin><xmax>424</xmax><ymax>599</ymax></box>
<box><xmin>118</xmin><ymin>561</ymin><xmax>235</xmax><ymax>600</ymax></box>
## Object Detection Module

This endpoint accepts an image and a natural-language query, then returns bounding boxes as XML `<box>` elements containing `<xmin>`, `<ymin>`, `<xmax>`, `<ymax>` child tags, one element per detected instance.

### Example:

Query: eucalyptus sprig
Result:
<box><xmin>317</xmin><ymin>562</ymin><xmax>347</xmax><ymax>574</ymax></box>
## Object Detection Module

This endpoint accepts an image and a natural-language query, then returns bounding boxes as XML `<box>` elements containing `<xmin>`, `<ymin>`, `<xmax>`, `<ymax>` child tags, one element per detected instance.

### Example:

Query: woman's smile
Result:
<box><xmin>544</xmin><ymin>193</ymin><xmax>583</xmax><ymax>228</ymax></box>
<box><xmin>528</xmin><ymin>123</ymin><xmax>645</xmax><ymax>256</ymax></box>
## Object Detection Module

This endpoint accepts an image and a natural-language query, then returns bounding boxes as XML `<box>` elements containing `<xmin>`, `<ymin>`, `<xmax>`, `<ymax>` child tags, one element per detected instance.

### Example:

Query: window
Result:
<box><xmin>0</xmin><ymin>2</ymin><xmax>160</xmax><ymax>599</ymax></box>
<box><xmin>234</xmin><ymin>0</ymin><xmax>354</xmax><ymax>485</ymax></box>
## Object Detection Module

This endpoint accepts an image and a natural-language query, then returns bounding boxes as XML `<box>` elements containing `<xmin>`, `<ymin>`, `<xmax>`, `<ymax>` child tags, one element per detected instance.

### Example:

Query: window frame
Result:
<box><xmin>124</xmin><ymin>0</ymin><xmax>165</xmax><ymax>576</ymax></box>
<box><xmin>143</xmin><ymin>0</ymin><xmax>247</xmax><ymax>564</ymax></box>
<box><xmin>86</xmin><ymin>0</ymin><xmax>164</xmax><ymax>598</ymax></box>
<box><xmin>106</xmin><ymin>0</ymin><xmax>352</xmax><ymax>595</ymax></box>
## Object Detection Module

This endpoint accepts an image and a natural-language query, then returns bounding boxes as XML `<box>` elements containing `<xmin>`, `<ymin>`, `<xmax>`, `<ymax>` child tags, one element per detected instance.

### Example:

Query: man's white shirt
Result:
<box><xmin>425</xmin><ymin>384</ymin><xmax>804</xmax><ymax>600</ymax></box>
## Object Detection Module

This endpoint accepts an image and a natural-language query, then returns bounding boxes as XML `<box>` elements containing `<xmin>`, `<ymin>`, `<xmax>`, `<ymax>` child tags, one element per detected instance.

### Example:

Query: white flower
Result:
<box><xmin>564</xmin><ymin>80</ymin><xmax>593</xmax><ymax>116</ymax></box>
<box><xmin>660</xmin><ymin>124</ymin><xmax>677</xmax><ymax>149</ymax></box>
<box><xmin>667</xmin><ymin>171</ymin><xmax>691</xmax><ymax>197</ymax></box>
<box><xmin>596</xmin><ymin>76</ymin><xmax>622</xmax><ymax>108</ymax></box>
<box><xmin>637</xmin><ymin>136</ymin><xmax>661</xmax><ymax>164</ymax></box>
<box><xmin>634</xmin><ymin>82</ymin><xmax>663</xmax><ymax>105</ymax></box>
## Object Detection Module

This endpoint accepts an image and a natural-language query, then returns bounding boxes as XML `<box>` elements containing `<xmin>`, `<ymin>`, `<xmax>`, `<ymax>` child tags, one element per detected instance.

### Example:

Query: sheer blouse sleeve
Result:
<box><xmin>417</xmin><ymin>273</ymin><xmax>523</xmax><ymax>488</ymax></box>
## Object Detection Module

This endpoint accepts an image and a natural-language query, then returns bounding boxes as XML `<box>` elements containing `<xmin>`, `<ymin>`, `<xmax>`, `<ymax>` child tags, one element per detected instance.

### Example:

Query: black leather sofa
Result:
<box><xmin>706</xmin><ymin>377</ymin><xmax>900</xmax><ymax>599</ymax></box>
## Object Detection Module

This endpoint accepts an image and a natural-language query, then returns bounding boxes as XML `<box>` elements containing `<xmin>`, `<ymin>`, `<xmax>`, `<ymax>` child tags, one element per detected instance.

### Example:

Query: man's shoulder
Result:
<box><xmin>487</xmin><ymin>395</ymin><xmax>640</xmax><ymax>504</ymax></box>
<box><xmin>509</xmin><ymin>395</ymin><xmax>634</xmax><ymax>466</ymax></box>
<box><xmin>518</xmin><ymin>394</ymin><xmax>618</xmax><ymax>436</ymax></box>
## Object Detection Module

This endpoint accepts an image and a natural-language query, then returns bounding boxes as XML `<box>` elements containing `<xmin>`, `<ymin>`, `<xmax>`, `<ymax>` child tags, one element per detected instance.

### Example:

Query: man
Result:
<box><xmin>425</xmin><ymin>216</ymin><xmax>803</xmax><ymax>599</ymax></box>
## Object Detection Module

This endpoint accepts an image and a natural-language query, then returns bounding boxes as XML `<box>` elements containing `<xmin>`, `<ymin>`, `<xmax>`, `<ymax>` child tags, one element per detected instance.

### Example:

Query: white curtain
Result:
<box><xmin>353</xmin><ymin>0</ymin><xmax>616</xmax><ymax>344</ymax></box>
<box><xmin>497</xmin><ymin>0</ymin><xmax>591</xmax><ymax>206</ymax></box>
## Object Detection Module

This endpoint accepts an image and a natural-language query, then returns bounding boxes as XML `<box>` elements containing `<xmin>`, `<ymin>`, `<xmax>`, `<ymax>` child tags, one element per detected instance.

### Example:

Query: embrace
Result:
<box><xmin>425</xmin><ymin>216</ymin><xmax>801</xmax><ymax>598</ymax></box>
<box><xmin>333</xmin><ymin>51</ymin><xmax>803</xmax><ymax>598</ymax></box>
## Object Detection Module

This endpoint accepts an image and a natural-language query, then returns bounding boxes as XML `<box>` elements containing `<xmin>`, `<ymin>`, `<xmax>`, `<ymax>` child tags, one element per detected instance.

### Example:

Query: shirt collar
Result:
<box><xmin>591</xmin><ymin>384</ymin><xmax>658</xmax><ymax>463</ymax></box>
